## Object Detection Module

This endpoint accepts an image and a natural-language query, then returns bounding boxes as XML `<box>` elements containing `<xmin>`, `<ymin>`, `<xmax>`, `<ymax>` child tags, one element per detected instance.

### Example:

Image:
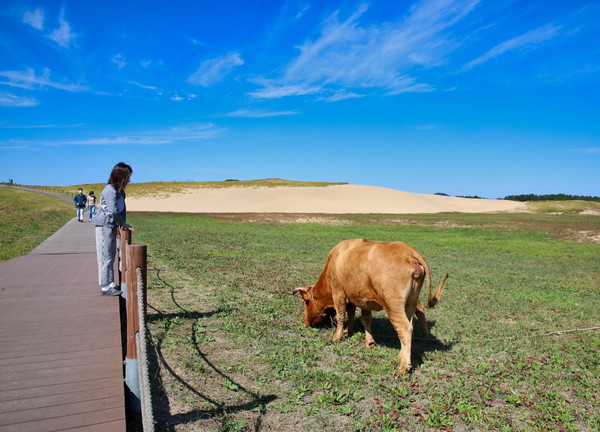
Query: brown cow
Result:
<box><xmin>294</xmin><ymin>239</ymin><xmax>448</xmax><ymax>373</ymax></box>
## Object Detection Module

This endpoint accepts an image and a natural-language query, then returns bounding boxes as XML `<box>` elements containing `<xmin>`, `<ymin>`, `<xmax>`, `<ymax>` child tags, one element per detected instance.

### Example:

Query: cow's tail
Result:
<box><xmin>418</xmin><ymin>255</ymin><xmax>449</xmax><ymax>308</ymax></box>
<box><xmin>427</xmin><ymin>272</ymin><xmax>449</xmax><ymax>308</ymax></box>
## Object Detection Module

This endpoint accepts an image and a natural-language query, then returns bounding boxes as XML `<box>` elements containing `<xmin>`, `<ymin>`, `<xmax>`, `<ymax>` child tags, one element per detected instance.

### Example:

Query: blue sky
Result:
<box><xmin>1</xmin><ymin>0</ymin><xmax>598</xmax><ymax>198</ymax></box>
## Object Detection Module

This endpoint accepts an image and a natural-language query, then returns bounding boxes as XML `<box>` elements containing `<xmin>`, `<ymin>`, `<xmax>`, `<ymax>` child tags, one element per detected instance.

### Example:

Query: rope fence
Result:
<box><xmin>6</xmin><ymin>184</ymin><xmax>76</xmax><ymax>198</ymax></box>
<box><xmin>136</xmin><ymin>266</ymin><xmax>155</xmax><ymax>432</ymax></box>
<box><xmin>117</xmin><ymin>230</ymin><xmax>155</xmax><ymax>431</ymax></box>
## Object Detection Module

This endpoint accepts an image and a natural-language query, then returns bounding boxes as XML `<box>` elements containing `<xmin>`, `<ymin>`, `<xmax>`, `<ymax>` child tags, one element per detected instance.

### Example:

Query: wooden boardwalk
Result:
<box><xmin>0</xmin><ymin>218</ymin><xmax>126</xmax><ymax>432</ymax></box>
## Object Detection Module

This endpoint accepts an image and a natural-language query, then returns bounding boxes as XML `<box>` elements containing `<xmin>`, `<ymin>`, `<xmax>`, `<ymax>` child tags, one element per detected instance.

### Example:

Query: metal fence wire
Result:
<box><xmin>136</xmin><ymin>266</ymin><xmax>156</xmax><ymax>432</ymax></box>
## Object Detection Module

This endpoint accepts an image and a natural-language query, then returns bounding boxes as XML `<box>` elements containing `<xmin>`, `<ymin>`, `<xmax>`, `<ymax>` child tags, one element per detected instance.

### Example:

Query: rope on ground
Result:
<box><xmin>137</xmin><ymin>266</ymin><xmax>156</xmax><ymax>432</ymax></box>
<box><xmin>373</xmin><ymin>325</ymin><xmax>600</xmax><ymax>343</ymax></box>
<box><xmin>459</xmin><ymin>325</ymin><xmax>600</xmax><ymax>343</ymax></box>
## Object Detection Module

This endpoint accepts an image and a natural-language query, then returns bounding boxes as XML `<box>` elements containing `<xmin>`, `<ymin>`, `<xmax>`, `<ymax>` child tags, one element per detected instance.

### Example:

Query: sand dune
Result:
<box><xmin>126</xmin><ymin>184</ymin><xmax>526</xmax><ymax>214</ymax></box>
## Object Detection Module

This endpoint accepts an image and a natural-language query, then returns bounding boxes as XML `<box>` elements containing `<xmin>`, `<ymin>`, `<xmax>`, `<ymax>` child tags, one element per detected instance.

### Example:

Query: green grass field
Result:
<box><xmin>0</xmin><ymin>187</ymin><xmax>73</xmax><ymax>261</ymax></box>
<box><xmin>126</xmin><ymin>211</ymin><xmax>600</xmax><ymax>432</ymax></box>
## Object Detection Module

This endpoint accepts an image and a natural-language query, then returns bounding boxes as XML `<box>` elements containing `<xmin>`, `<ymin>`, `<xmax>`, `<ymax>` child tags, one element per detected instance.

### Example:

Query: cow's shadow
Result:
<box><xmin>350</xmin><ymin>316</ymin><xmax>453</xmax><ymax>368</ymax></box>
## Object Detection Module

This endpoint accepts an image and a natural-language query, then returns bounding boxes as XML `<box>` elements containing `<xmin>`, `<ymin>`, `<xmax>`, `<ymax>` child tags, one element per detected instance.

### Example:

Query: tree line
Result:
<box><xmin>503</xmin><ymin>194</ymin><xmax>600</xmax><ymax>202</ymax></box>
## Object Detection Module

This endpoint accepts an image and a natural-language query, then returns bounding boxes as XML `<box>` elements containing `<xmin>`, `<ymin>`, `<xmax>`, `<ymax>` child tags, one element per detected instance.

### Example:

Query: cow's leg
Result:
<box><xmin>346</xmin><ymin>303</ymin><xmax>356</xmax><ymax>337</ymax></box>
<box><xmin>387</xmin><ymin>308</ymin><xmax>414</xmax><ymax>374</ymax></box>
<box><xmin>360</xmin><ymin>310</ymin><xmax>376</xmax><ymax>348</ymax></box>
<box><xmin>414</xmin><ymin>301</ymin><xmax>430</xmax><ymax>339</ymax></box>
<box><xmin>332</xmin><ymin>297</ymin><xmax>347</xmax><ymax>341</ymax></box>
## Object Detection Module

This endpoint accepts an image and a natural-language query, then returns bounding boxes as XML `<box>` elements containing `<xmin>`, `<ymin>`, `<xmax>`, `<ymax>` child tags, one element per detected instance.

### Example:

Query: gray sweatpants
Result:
<box><xmin>95</xmin><ymin>225</ymin><xmax>117</xmax><ymax>287</ymax></box>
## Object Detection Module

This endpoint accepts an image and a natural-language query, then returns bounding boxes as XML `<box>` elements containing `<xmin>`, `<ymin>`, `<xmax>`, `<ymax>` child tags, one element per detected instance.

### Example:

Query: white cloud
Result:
<box><xmin>295</xmin><ymin>5</ymin><xmax>311</xmax><ymax>19</ymax></box>
<box><xmin>0</xmin><ymin>68</ymin><xmax>88</xmax><ymax>92</ymax></box>
<box><xmin>462</xmin><ymin>24</ymin><xmax>563</xmax><ymax>70</ymax></box>
<box><xmin>126</xmin><ymin>80</ymin><xmax>158</xmax><ymax>90</ymax></box>
<box><xmin>189</xmin><ymin>38</ymin><xmax>206</xmax><ymax>47</ymax></box>
<box><xmin>248</xmin><ymin>82</ymin><xmax>321</xmax><ymax>99</ymax></box>
<box><xmin>226</xmin><ymin>108</ymin><xmax>300</xmax><ymax>118</ymax></box>
<box><xmin>0</xmin><ymin>122</ymin><xmax>84</xmax><ymax>129</ymax></box>
<box><xmin>0</xmin><ymin>141</ymin><xmax>29</xmax><ymax>150</ymax></box>
<box><xmin>319</xmin><ymin>90</ymin><xmax>364</xmax><ymax>102</ymax></box>
<box><xmin>21</xmin><ymin>7</ymin><xmax>77</xmax><ymax>49</ymax></box>
<box><xmin>0</xmin><ymin>92</ymin><xmax>39</xmax><ymax>107</ymax></box>
<box><xmin>384</xmin><ymin>76</ymin><xmax>435</xmax><ymax>95</ymax></box>
<box><xmin>15</xmin><ymin>123</ymin><xmax>225</xmax><ymax>147</ymax></box>
<box><xmin>169</xmin><ymin>93</ymin><xmax>197</xmax><ymax>101</ymax></box>
<box><xmin>251</xmin><ymin>0</ymin><xmax>481</xmax><ymax>99</ymax></box>
<box><xmin>112</xmin><ymin>54</ymin><xmax>127</xmax><ymax>69</ymax></box>
<box><xmin>48</xmin><ymin>9</ymin><xmax>77</xmax><ymax>48</ymax></box>
<box><xmin>567</xmin><ymin>147</ymin><xmax>600</xmax><ymax>154</ymax></box>
<box><xmin>188</xmin><ymin>52</ymin><xmax>244</xmax><ymax>87</ymax></box>
<box><xmin>23</xmin><ymin>8</ymin><xmax>44</xmax><ymax>30</ymax></box>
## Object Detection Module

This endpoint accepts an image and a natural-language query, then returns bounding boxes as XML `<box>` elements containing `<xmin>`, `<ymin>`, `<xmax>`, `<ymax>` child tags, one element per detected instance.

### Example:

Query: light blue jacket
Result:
<box><xmin>92</xmin><ymin>184</ymin><xmax>127</xmax><ymax>227</ymax></box>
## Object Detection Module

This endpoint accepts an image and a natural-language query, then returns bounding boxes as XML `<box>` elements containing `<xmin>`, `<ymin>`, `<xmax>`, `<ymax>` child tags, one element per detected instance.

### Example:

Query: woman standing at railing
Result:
<box><xmin>92</xmin><ymin>162</ymin><xmax>134</xmax><ymax>296</ymax></box>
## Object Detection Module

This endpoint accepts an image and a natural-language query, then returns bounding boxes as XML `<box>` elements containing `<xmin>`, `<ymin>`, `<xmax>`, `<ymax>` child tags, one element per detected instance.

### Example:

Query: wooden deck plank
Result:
<box><xmin>0</xmin><ymin>385</ymin><xmax>123</xmax><ymax>415</ymax></box>
<box><xmin>0</xmin><ymin>376</ymin><xmax>119</xmax><ymax>402</ymax></box>
<box><xmin>0</xmin><ymin>346</ymin><xmax>120</xmax><ymax>366</ymax></box>
<box><xmin>0</xmin><ymin>396</ymin><xmax>122</xmax><ymax>424</ymax></box>
<box><xmin>0</xmin><ymin>327</ymin><xmax>121</xmax><ymax>348</ymax></box>
<box><xmin>0</xmin><ymin>330</ymin><xmax>120</xmax><ymax>347</ymax></box>
<box><xmin>0</xmin><ymin>341</ymin><xmax>120</xmax><ymax>360</ymax></box>
<box><xmin>0</xmin><ymin>360</ymin><xmax>123</xmax><ymax>393</ymax></box>
<box><xmin>0</xmin><ymin>354</ymin><xmax>122</xmax><ymax>373</ymax></box>
<box><xmin>62</xmin><ymin>420</ymin><xmax>127</xmax><ymax>432</ymax></box>
<box><xmin>0</xmin><ymin>359</ymin><xmax>121</xmax><ymax>378</ymax></box>
<box><xmin>0</xmin><ymin>359</ymin><xmax>122</xmax><ymax>384</ymax></box>
<box><xmin>0</xmin><ymin>407</ymin><xmax>124</xmax><ymax>432</ymax></box>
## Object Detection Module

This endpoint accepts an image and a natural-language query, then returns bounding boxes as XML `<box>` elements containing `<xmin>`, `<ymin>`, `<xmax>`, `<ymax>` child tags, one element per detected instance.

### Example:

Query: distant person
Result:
<box><xmin>87</xmin><ymin>191</ymin><xmax>97</xmax><ymax>221</ymax></box>
<box><xmin>92</xmin><ymin>162</ymin><xmax>134</xmax><ymax>296</ymax></box>
<box><xmin>74</xmin><ymin>188</ymin><xmax>87</xmax><ymax>222</ymax></box>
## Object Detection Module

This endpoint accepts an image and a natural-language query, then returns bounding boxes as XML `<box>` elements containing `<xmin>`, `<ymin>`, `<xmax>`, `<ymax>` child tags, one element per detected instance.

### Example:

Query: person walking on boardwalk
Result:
<box><xmin>74</xmin><ymin>188</ymin><xmax>87</xmax><ymax>222</ymax></box>
<box><xmin>87</xmin><ymin>191</ymin><xmax>97</xmax><ymax>221</ymax></box>
<box><xmin>92</xmin><ymin>162</ymin><xmax>134</xmax><ymax>296</ymax></box>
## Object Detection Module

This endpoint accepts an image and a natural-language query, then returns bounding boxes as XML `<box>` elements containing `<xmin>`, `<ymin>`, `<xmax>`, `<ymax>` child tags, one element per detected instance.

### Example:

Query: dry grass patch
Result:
<box><xmin>204</xmin><ymin>213</ymin><xmax>353</xmax><ymax>225</ymax></box>
<box><xmin>126</xmin><ymin>179</ymin><xmax>347</xmax><ymax>199</ymax></box>
<box><xmin>16</xmin><ymin>178</ymin><xmax>348</xmax><ymax>200</ymax></box>
<box><xmin>526</xmin><ymin>200</ymin><xmax>600</xmax><ymax>214</ymax></box>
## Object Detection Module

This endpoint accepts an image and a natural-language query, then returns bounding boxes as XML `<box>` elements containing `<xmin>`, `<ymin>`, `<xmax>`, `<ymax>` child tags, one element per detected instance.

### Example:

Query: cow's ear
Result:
<box><xmin>293</xmin><ymin>287</ymin><xmax>309</xmax><ymax>300</ymax></box>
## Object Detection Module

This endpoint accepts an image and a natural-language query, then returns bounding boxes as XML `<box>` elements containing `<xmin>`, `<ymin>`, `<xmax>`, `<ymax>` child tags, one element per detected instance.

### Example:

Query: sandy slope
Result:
<box><xmin>126</xmin><ymin>184</ymin><xmax>526</xmax><ymax>214</ymax></box>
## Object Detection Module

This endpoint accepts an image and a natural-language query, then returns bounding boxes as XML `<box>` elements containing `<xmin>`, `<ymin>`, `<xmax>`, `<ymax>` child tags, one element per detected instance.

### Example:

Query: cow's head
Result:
<box><xmin>293</xmin><ymin>285</ymin><xmax>335</xmax><ymax>327</ymax></box>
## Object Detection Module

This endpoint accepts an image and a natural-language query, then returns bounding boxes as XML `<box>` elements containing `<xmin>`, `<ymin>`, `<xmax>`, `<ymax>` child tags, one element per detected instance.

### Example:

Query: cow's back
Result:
<box><xmin>326</xmin><ymin>239</ymin><xmax>423</xmax><ymax>310</ymax></box>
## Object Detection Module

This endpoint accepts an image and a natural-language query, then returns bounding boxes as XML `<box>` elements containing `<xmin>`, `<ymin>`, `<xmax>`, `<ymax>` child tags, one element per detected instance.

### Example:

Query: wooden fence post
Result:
<box><xmin>125</xmin><ymin>243</ymin><xmax>147</xmax><ymax>414</ymax></box>
<box><xmin>126</xmin><ymin>244</ymin><xmax>146</xmax><ymax>359</ymax></box>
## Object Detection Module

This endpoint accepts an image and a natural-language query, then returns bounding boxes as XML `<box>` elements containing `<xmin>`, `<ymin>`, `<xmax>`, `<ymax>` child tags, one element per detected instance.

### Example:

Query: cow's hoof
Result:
<box><xmin>365</xmin><ymin>341</ymin><xmax>376</xmax><ymax>348</ymax></box>
<box><xmin>397</xmin><ymin>363</ymin><xmax>411</xmax><ymax>374</ymax></box>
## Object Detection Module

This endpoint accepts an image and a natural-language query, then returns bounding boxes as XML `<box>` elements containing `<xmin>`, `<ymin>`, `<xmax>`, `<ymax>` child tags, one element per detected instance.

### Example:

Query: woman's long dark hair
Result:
<box><xmin>108</xmin><ymin>162</ymin><xmax>133</xmax><ymax>194</ymax></box>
